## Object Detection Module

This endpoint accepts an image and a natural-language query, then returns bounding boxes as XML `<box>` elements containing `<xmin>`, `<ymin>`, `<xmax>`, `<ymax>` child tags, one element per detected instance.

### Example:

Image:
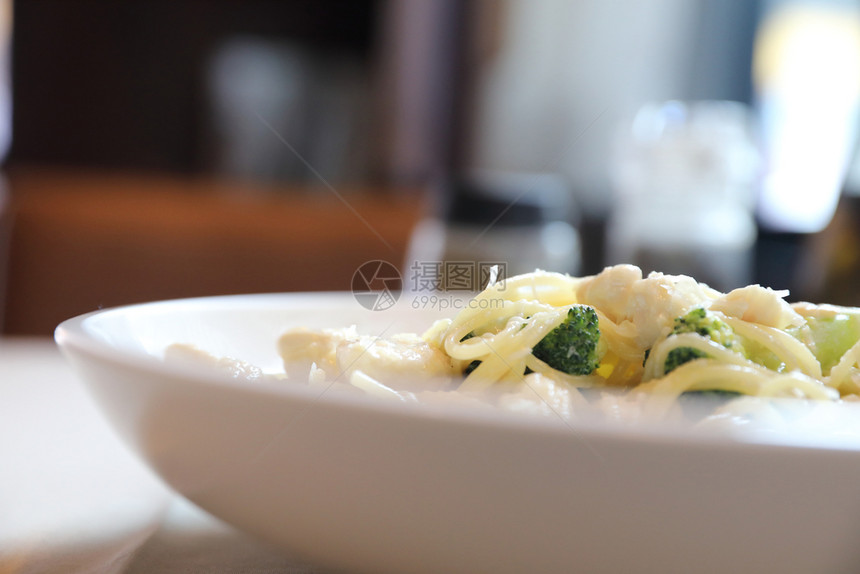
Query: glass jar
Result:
<box><xmin>607</xmin><ymin>100</ymin><xmax>760</xmax><ymax>291</ymax></box>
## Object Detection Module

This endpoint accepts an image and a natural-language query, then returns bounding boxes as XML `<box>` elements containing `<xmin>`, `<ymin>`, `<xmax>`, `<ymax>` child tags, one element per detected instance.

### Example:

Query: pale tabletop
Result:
<box><xmin>0</xmin><ymin>337</ymin><xmax>324</xmax><ymax>573</ymax></box>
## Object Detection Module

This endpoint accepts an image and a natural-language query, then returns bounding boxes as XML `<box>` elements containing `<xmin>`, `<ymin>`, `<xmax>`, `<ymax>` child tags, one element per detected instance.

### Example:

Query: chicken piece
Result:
<box><xmin>278</xmin><ymin>326</ymin><xmax>357</xmax><ymax>380</ymax></box>
<box><xmin>575</xmin><ymin>264</ymin><xmax>642</xmax><ymax>324</ymax></box>
<box><xmin>626</xmin><ymin>272</ymin><xmax>721</xmax><ymax>348</ymax></box>
<box><xmin>710</xmin><ymin>285</ymin><xmax>805</xmax><ymax>329</ymax></box>
<box><xmin>576</xmin><ymin>265</ymin><xmax>720</xmax><ymax>350</ymax></box>
<box><xmin>278</xmin><ymin>327</ymin><xmax>457</xmax><ymax>391</ymax></box>
<box><xmin>164</xmin><ymin>343</ymin><xmax>266</xmax><ymax>382</ymax></box>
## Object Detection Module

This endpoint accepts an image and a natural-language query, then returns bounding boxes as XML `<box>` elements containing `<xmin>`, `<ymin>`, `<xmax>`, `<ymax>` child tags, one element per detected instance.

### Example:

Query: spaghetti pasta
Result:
<box><xmin>276</xmin><ymin>265</ymin><xmax>860</xmax><ymax>419</ymax></box>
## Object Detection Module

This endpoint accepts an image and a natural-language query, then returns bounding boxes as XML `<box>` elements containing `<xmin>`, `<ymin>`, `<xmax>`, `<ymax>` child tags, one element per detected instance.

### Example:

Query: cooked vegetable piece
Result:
<box><xmin>802</xmin><ymin>309</ymin><xmax>860</xmax><ymax>374</ymax></box>
<box><xmin>532</xmin><ymin>306</ymin><xmax>603</xmax><ymax>376</ymax></box>
<box><xmin>664</xmin><ymin>308</ymin><xmax>741</xmax><ymax>374</ymax></box>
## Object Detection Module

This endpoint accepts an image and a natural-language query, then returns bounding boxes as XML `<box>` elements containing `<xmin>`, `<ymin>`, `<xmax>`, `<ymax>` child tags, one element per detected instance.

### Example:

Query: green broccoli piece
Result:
<box><xmin>801</xmin><ymin>309</ymin><xmax>860</xmax><ymax>374</ymax></box>
<box><xmin>663</xmin><ymin>308</ymin><xmax>741</xmax><ymax>374</ymax></box>
<box><xmin>533</xmin><ymin>306</ymin><xmax>603</xmax><ymax>376</ymax></box>
<box><xmin>664</xmin><ymin>347</ymin><xmax>708</xmax><ymax>373</ymax></box>
<box><xmin>673</xmin><ymin>308</ymin><xmax>736</xmax><ymax>345</ymax></box>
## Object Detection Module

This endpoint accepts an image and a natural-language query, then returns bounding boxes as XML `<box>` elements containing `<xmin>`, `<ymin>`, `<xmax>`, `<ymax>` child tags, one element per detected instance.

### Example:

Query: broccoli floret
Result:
<box><xmin>532</xmin><ymin>306</ymin><xmax>603</xmax><ymax>376</ymax></box>
<box><xmin>664</xmin><ymin>347</ymin><xmax>708</xmax><ymax>373</ymax></box>
<box><xmin>673</xmin><ymin>308</ymin><xmax>736</xmax><ymax>346</ymax></box>
<box><xmin>663</xmin><ymin>308</ymin><xmax>741</xmax><ymax>374</ymax></box>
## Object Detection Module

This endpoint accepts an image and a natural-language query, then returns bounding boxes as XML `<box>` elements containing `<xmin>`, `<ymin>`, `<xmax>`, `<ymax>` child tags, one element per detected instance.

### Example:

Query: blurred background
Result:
<box><xmin>3</xmin><ymin>0</ymin><xmax>860</xmax><ymax>334</ymax></box>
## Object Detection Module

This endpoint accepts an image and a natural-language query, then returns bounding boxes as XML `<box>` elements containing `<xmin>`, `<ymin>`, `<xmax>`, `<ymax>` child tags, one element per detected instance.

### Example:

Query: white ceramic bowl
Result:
<box><xmin>55</xmin><ymin>293</ymin><xmax>860</xmax><ymax>574</ymax></box>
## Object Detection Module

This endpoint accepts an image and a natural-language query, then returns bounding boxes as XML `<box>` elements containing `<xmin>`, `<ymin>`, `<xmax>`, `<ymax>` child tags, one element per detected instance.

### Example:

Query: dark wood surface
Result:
<box><xmin>1</xmin><ymin>168</ymin><xmax>421</xmax><ymax>334</ymax></box>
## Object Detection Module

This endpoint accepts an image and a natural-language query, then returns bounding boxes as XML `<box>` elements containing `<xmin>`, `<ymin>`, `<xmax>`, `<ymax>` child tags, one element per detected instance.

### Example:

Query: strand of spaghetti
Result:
<box><xmin>349</xmin><ymin>370</ymin><xmax>416</xmax><ymax>402</ymax></box>
<box><xmin>634</xmin><ymin>361</ymin><xmax>777</xmax><ymax>418</ymax></box>
<box><xmin>592</xmin><ymin>309</ymin><xmax>641</xmax><ymax>362</ymax></box>
<box><xmin>460</xmin><ymin>344</ymin><xmax>533</xmax><ymax>391</ymax></box>
<box><xmin>456</xmin><ymin>301</ymin><xmax>642</xmax><ymax>388</ymax></box>
<box><xmin>441</xmin><ymin>300</ymin><xmax>507</xmax><ymax>342</ymax></box>
<box><xmin>460</xmin><ymin>270</ymin><xmax>569</xmax><ymax>310</ymax></box>
<box><xmin>721</xmin><ymin>316</ymin><xmax>822</xmax><ymax>378</ymax></box>
<box><xmin>421</xmin><ymin>318</ymin><xmax>453</xmax><ymax>346</ymax></box>
<box><xmin>524</xmin><ymin>354</ymin><xmax>602</xmax><ymax>388</ymax></box>
<box><xmin>482</xmin><ymin>314</ymin><xmax>564</xmax><ymax>381</ymax></box>
<box><xmin>503</xmin><ymin>305</ymin><xmax>612</xmax><ymax>383</ymax></box>
<box><xmin>637</xmin><ymin>360</ymin><xmax>835</xmax><ymax>402</ymax></box>
<box><xmin>442</xmin><ymin>291</ymin><xmax>511</xmax><ymax>336</ymax></box>
<box><xmin>443</xmin><ymin>300</ymin><xmax>558</xmax><ymax>357</ymax></box>
<box><xmin>756</xmin><ymin>372</ymin><xmax>836</xmax><ymax>400</ymax></box>
<box><xmin>444</xmin><ymin>307</ymin><xmax>563</xmax><ymax>362</ymax></box>
<box><xmin>825</xmin><ymin>338</ymin><xmax>860</xmax><ymax>393</ymax></box>
<box><xmin>487</xmin><ymin>270</ymin><xmax>582</xmax><ymax>306</ymax></box>
<box><xmin>460</xmin><ymin>359</ymin><xmax>513</xmax><ymax>392</ymax></box>
<box><xmin>642</xmin><ymin>333</ymin><xmax>753</xmax><ymax>381</ymax></box>
<box><xmin>606</xmin><ymin>357</ymin><xmax>644</xmax><ymax>387</ymax></box>
<box><xmin>457</xmin><ymin>317</ymin><xmax>547</xmax><ymax>390</ymax></box>
<box><xmin>633</xmin><ymin>362</ymin><xmax>773</xmax><ymax>418</ymax></box>
<box><xmin>450</xmin><ymin>304</ymin><xmax>566</xmax><ymax>352</ymax></box>
<box><xmin>461</xmin><ymin>306</ymin><xmax>585</xmax><ymax>390</ymax></box>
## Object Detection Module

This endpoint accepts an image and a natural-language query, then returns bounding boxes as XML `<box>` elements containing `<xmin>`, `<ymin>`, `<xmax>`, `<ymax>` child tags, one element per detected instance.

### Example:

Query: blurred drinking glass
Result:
<box><xmin>607</xmin><ymin>100</ymin><xmax>759</xmax><ymax>291</ymax></box>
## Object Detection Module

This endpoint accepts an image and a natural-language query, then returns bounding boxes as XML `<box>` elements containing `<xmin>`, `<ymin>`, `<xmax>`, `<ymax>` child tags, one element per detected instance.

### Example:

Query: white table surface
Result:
<box><xmin>0</xmin><ymin>337</ymin><xmax>323</xmax><ymax>573</ymax></box>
